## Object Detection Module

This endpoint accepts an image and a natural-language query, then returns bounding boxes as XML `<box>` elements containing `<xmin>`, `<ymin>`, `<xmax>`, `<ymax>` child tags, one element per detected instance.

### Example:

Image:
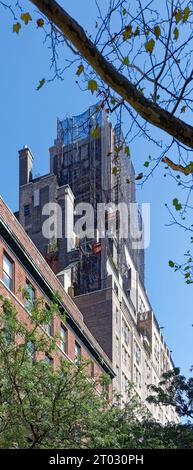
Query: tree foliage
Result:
<box><xmin>0</xmin><ymin>293</ymin><xmax>192</xmax><ymax>449</ymax></box>
<box><xmin>147</xmin><ymin>367</ymin><xmax>193</xmax><ymax>419</ymax></box>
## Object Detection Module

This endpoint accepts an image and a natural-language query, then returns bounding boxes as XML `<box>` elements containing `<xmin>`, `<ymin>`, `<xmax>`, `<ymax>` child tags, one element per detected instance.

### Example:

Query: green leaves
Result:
<box><xmin>123</xmin><ymin>24</ymin><xmax>132</xmax><ymax>40</ymax></box>
<box><xmin>174</xmin><ymin>10</ymin><xmax>183</xmax><ymax>24</ymax></box>
<box><xmin>186</xmin><ymin>161</ymin><xmax>193</xmax><ymax>173</ymax></box>
<box><xmin>123</xmin><ymin>56</ymin><xmax>130</xmax><ymax>66</ymax></box>
<box><xmin>36</xmin><ymin>78</ymin><xmax>46</xmax><ymax>91</ymax></box>
<box><xmin>114</xmin><ymin>145</ymin><xmax>122</xmax><ymax>154</ymax></box>
<box><xmin>13</xmin><ymin>12</ymin><xmax>32</xmax><ymax>34</ymax></box>
<box><xmin>174</xmin><ymin>6</ymin><xmax>190</xmax><ymax>24</ymax></box>
<box><xmin>112</xmin><ymin>166</ymin><xmax>118</xmax><ymax>175</ymax></box>
<box><xmin>13</xmin><ymin>22</ymin><xmax>21</xmax><ymax>34</ymax></box>
<box><xmin>183</xmin><ymin>6</ymin><xmax>190</xmax><ymax>22</ymax></box>
<box><xmin>185</xmin><ymin>272</ymin><xmax>190</xmax><ymax>278</ymax></box>
<box><xmin>21</xmin><ymin>12</ymin><xmax>32</xmax><ymax>25</ymax></box>
<box><xmin>125</xmin><ymin>145</ymin><xmax>130</xmax><ymax>157</ymax></box>
<box><xmin>181</xmin><ymin>105</ymin><xmax>186</xmax><ymax>113</ymax></box>
<box><xmin>154</xmin><ymin>25</ymin><xmax>161</xmax><ymax>39</ymax></box>
<box><xmin>145</xmin><ymin>38</ymin><xmax>155</xmax><ymax>54</ymax></box>
<box><xmin>134</xmin><ymin>26</ymin><xmax>140</xmax><ymax>37</ymax></box>
<box><xmin>37</xmin><ymin>18</ymin><xmax>44</xmax><ymax>28</ymax></box>
<box><xmin>88</xmin><ymin>79</ymin><xmax>98</xmax><ymax>94</ymax></box>
<box><xmin>144</xmin><ymin>161</ymin><xmax>150</xmax><ymax>168</ymax></box>
<box><xmin>169</xmin><ymin>260</ymin><xmax>175</xmax><ymax>268</ymax></box>
<box><xmin>76</xmin><ymin>64</ymin><xmax>84</xmax><ymax>76</ymax></box>
<box><xmin>173</xmin><ymin>27</ymin><xmax>179</xmax><ymax>41</ymax></box>
<box><xmin>172</xmin><ymin>198</ymin><xmax>182</xmax><ymax>211</ymax></box>
<box><xmin>91</xmin><ymin>125</ymin><xmax>99</xmax><ymax>139</ymax></box>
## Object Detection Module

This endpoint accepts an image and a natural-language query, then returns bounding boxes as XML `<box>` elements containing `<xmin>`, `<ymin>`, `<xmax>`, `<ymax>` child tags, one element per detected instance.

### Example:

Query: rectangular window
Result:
<box><xmin>134</xmin><ymin>340</ymin><xmax>141</xmax><ymax>365</ymax></box>
<box><xmin>122</xmin><ymin>345</ymin><xmax>127</xmax><ymax>366</ymax></box>
<box><xmin>27</xmin><ymin>341</ymin><xmax>35</xmax><ymax>362</ymax></box>
<box><xmin>116</xmin><ymin>336</ymin><xmax>119</xmax><ymax>355</ymax></box>
<box><xmin>45</xmin><ymin>319</ymin><xmax>52</xmax><ymax>336</ymax></box>
<box><xmin>25</xmin><ymin>280</ymin><xmax>35</xmax><ymax>311</ymax></box>
<box><xmin>90</xmin><ymin>361</ymin><xmax>94</xmax><ymax>379</ymax></box>
<box><xmin>44</xmin><ymin>353</ymin><xmax>53</xmax><ymax>366</ymax></box>
<box><xmin>75</xmin><ymin>342</ymin><xmax>81</xmax><ymax>365</ymax></box>
<box><xmin>3</xmin><ymin>252</ymin><xmax>14</xmax><ymax>292</ymax></box>
<box><xmin>115</xmin><ymin>365</ymin><xmax>119</xmax><ymax>384</ymax></box>
<box><xmin>3</xmin><ymin>326</ymin><xmax>12</xmax><ymax>347</ymax></box>
<box><xmin>122</xmin><ymin>372</ymin><xmax>128</xmax><ymax>393</ymax></box>
<box><xmin>45</xmin><ymin>304</ymin><xmax>52</xmax><ymax>336</ymax></box>
<box><xmin>116</xmin><ymin>308</ymin><xmax>119</xmax><ymax>324</ymax></box>
<box><xmin>114</xmin><ymin>282</ymin><xmax>118</xmax><ymax>297</ymax></box>
<box><xmin>60</xmin><ymin>325</ymin><xmax>67</xmax><ymax>353</ymax></box>
<box><xmin>34</xmin><ymin>189</ymin><xmax>40</xmax><ymax>207</ymax></box>
<box><xmin>24</xmin><ymin>204</ymin><xmax>30</xmax><ymax>217</ymax></box>
<box><xmin>122</xmin><ymin>319</ymin><xmax>130</xmax><ymax>346</ymax></box>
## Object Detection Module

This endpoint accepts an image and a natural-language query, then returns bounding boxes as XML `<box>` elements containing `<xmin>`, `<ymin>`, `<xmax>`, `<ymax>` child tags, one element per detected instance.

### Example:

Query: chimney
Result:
<box><xmin>19</xmin><ymin>146</ymin><xmax>33</xmax><ymax>186</ymax></box>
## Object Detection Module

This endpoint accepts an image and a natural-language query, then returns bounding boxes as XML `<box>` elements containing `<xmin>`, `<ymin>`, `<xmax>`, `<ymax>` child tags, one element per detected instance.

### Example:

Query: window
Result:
<box><xmin>25</xmin><ymin>280</ymin><xmax>35</xmax><ymax>311</ymax></box>
<box><xmin>122</xmin><ymin>372</ymin><xmax>128</xmax><ymax>393</ymax></box>
<box><xmin>75</xmin><ymin>342</ymin><xmax>81</xmax><ymax>365</ymax></box>
<box><xmin>115</xmin><ymin>308</ymin><xmax>119</xmax><ymax>324</ymax></box>
<box><xmin>3</xmin><ymin>252</ymin><xmax>14</xmax><ymax>291</ymax></box>
<box><xmin>134</xmin><ymin>340</ymin><xmax>141</xmax><ymax>365</ymax></box>
<box><xmin>114</xmin><ymin>282</ymin><xmax>118</xmax><ymax>297</ymax></box>
<box><xmin>53</xmin><ymin>155</ymin><xmax>58</xmax><ymax>175</ymax></box>
<box><xmin>145</xmin><ymin>361</ymin><xmax>151</xmax><ymax>381</ymax></box>
<box><xmin>2</xmin><ymin>326</ymin><xmax>12</xmax><ymax>347</ymax></box>
<box><xmin>34</xmin><ymin>189</ymin><xmax>40</xmax><ymax>207</ymax></box>
<box><xmin>45</xmin><ymin>319</ymin><xmax>52</xmax><ymax>336</ymax></box>
<box><xmin>122</xmin><ymin>319</ymin><xmax>130</xmax><ymax>346</ymax></box>
<box><xmin>115</xmin><ymin>365</ymin><xmax>119</xmax><ymax>384</ymax></box>
<box><xmin>44</xmin><ymin>353</ymin><xmax>53</xmax><ymax>366</ymax></box>
<box><xmin>103</xmin><ymin>381</ymin><xmax>109</xmax><ymax>397</ymax></box>
<box><xmin>90</xmin><ymin>361</ymin><xmax>95</xmax><ymax>379</ymax></box>
<box><xmin>116</xmin><ymin>336</ymin><xmax>119</xmax><ymax>355</ymax></box>
<box><xmin>154</xmin><ymin>334</ymin><xmax>160</xmax><ymax>369</ymax></box>
<box><xmin>60</xmin><ymin>325</ymin><xmax>67</xmax><ymax>353</ymax></box>
<box><xmin>24</xmin><ymin>205</ymin><xmax>30</xmax><ymax>217</ymax></box>
<box><xmin>138</xmin><ymin>297</ymin><xmax>146</xmax><ymax>314</ymax></box>
<box><xmin>122</xmin><ymin>345</ymin><xmax>128</xmax><ymax>366</ymax></box>
<box><xmin>45</xmin><ymin>304</ymin><xmax>52</xmax><ymax>336</ymax></box>
<box><xmin>27</xmin><ymin>341</ymin><xmax>35</xmax><ymax>362</ymax></box>
<box><xmin>134</xmin><ymin>366</ymin><xmax>141</xmax><ymax>389</ymax></box>
<box><xmin>139</xmin><ymin>312</ymin><xmax>148</xmax><ymax>321</ymax></box>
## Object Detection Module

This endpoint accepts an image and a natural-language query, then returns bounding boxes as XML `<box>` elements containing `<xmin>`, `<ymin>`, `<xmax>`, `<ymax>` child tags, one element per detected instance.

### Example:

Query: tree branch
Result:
<box><xmin>29</xmin><ymin>0</ymin><xmax>193</xmax><ymax>148</ymax></box>
<box><xmin>162</xmin><ymin>156</ymin><xmax>193</xmax><ymax>175</ymax></box>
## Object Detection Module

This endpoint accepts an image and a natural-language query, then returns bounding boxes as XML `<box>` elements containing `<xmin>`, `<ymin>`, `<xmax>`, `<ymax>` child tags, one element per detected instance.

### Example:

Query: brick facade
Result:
<box><xmin>0</xmin><ymin>197</ymin><xmax>114</xmax><ymax>395</ymax></box>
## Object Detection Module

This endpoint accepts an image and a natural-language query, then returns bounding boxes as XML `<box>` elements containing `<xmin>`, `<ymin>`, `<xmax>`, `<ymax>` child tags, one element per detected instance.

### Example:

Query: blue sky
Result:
<box><xmin>0</xmin><ymin>1</ymin><xmax>192</xmax><ymax>377</ymax></box>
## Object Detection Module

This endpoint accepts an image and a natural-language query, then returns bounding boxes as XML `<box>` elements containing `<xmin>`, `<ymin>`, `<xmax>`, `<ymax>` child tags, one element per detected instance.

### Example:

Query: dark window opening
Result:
<box><xmin>24</xmin><ymin>205</ymin><xmax>30</xmax><ymax>217</ymax></box>
<box><xmin>90</xmin><ymin>361</ymin><xmax>95</xmax><ymax>379</ymax></box>
<box><xmin>44</xmin><ymin>353</ymin><xmax>53</xmax><ymax>366</ymax></box>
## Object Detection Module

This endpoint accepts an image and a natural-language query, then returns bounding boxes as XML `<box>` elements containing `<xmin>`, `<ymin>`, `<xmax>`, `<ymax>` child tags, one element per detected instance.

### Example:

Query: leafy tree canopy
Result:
<box><xmin>0</xmin><ymin>294</ymin><xmax>192</xmax><ymax>449</ymax></box>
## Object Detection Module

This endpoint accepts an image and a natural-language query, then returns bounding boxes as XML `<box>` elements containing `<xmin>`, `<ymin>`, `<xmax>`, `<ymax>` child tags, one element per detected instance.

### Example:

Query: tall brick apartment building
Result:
<box><xmin>0</xmin><ymin>196</ymin><xmax>115</xmax><ymax>394</ymax></box>
<box><xmin>16</xmin><ymin>104</ymin><xmax>178</xmax><ymax>424</ymax></box>
<box><xmin>18</xmin><ymin>104</ymin><xmax>144</xmax><ymax>294</ymax></box>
